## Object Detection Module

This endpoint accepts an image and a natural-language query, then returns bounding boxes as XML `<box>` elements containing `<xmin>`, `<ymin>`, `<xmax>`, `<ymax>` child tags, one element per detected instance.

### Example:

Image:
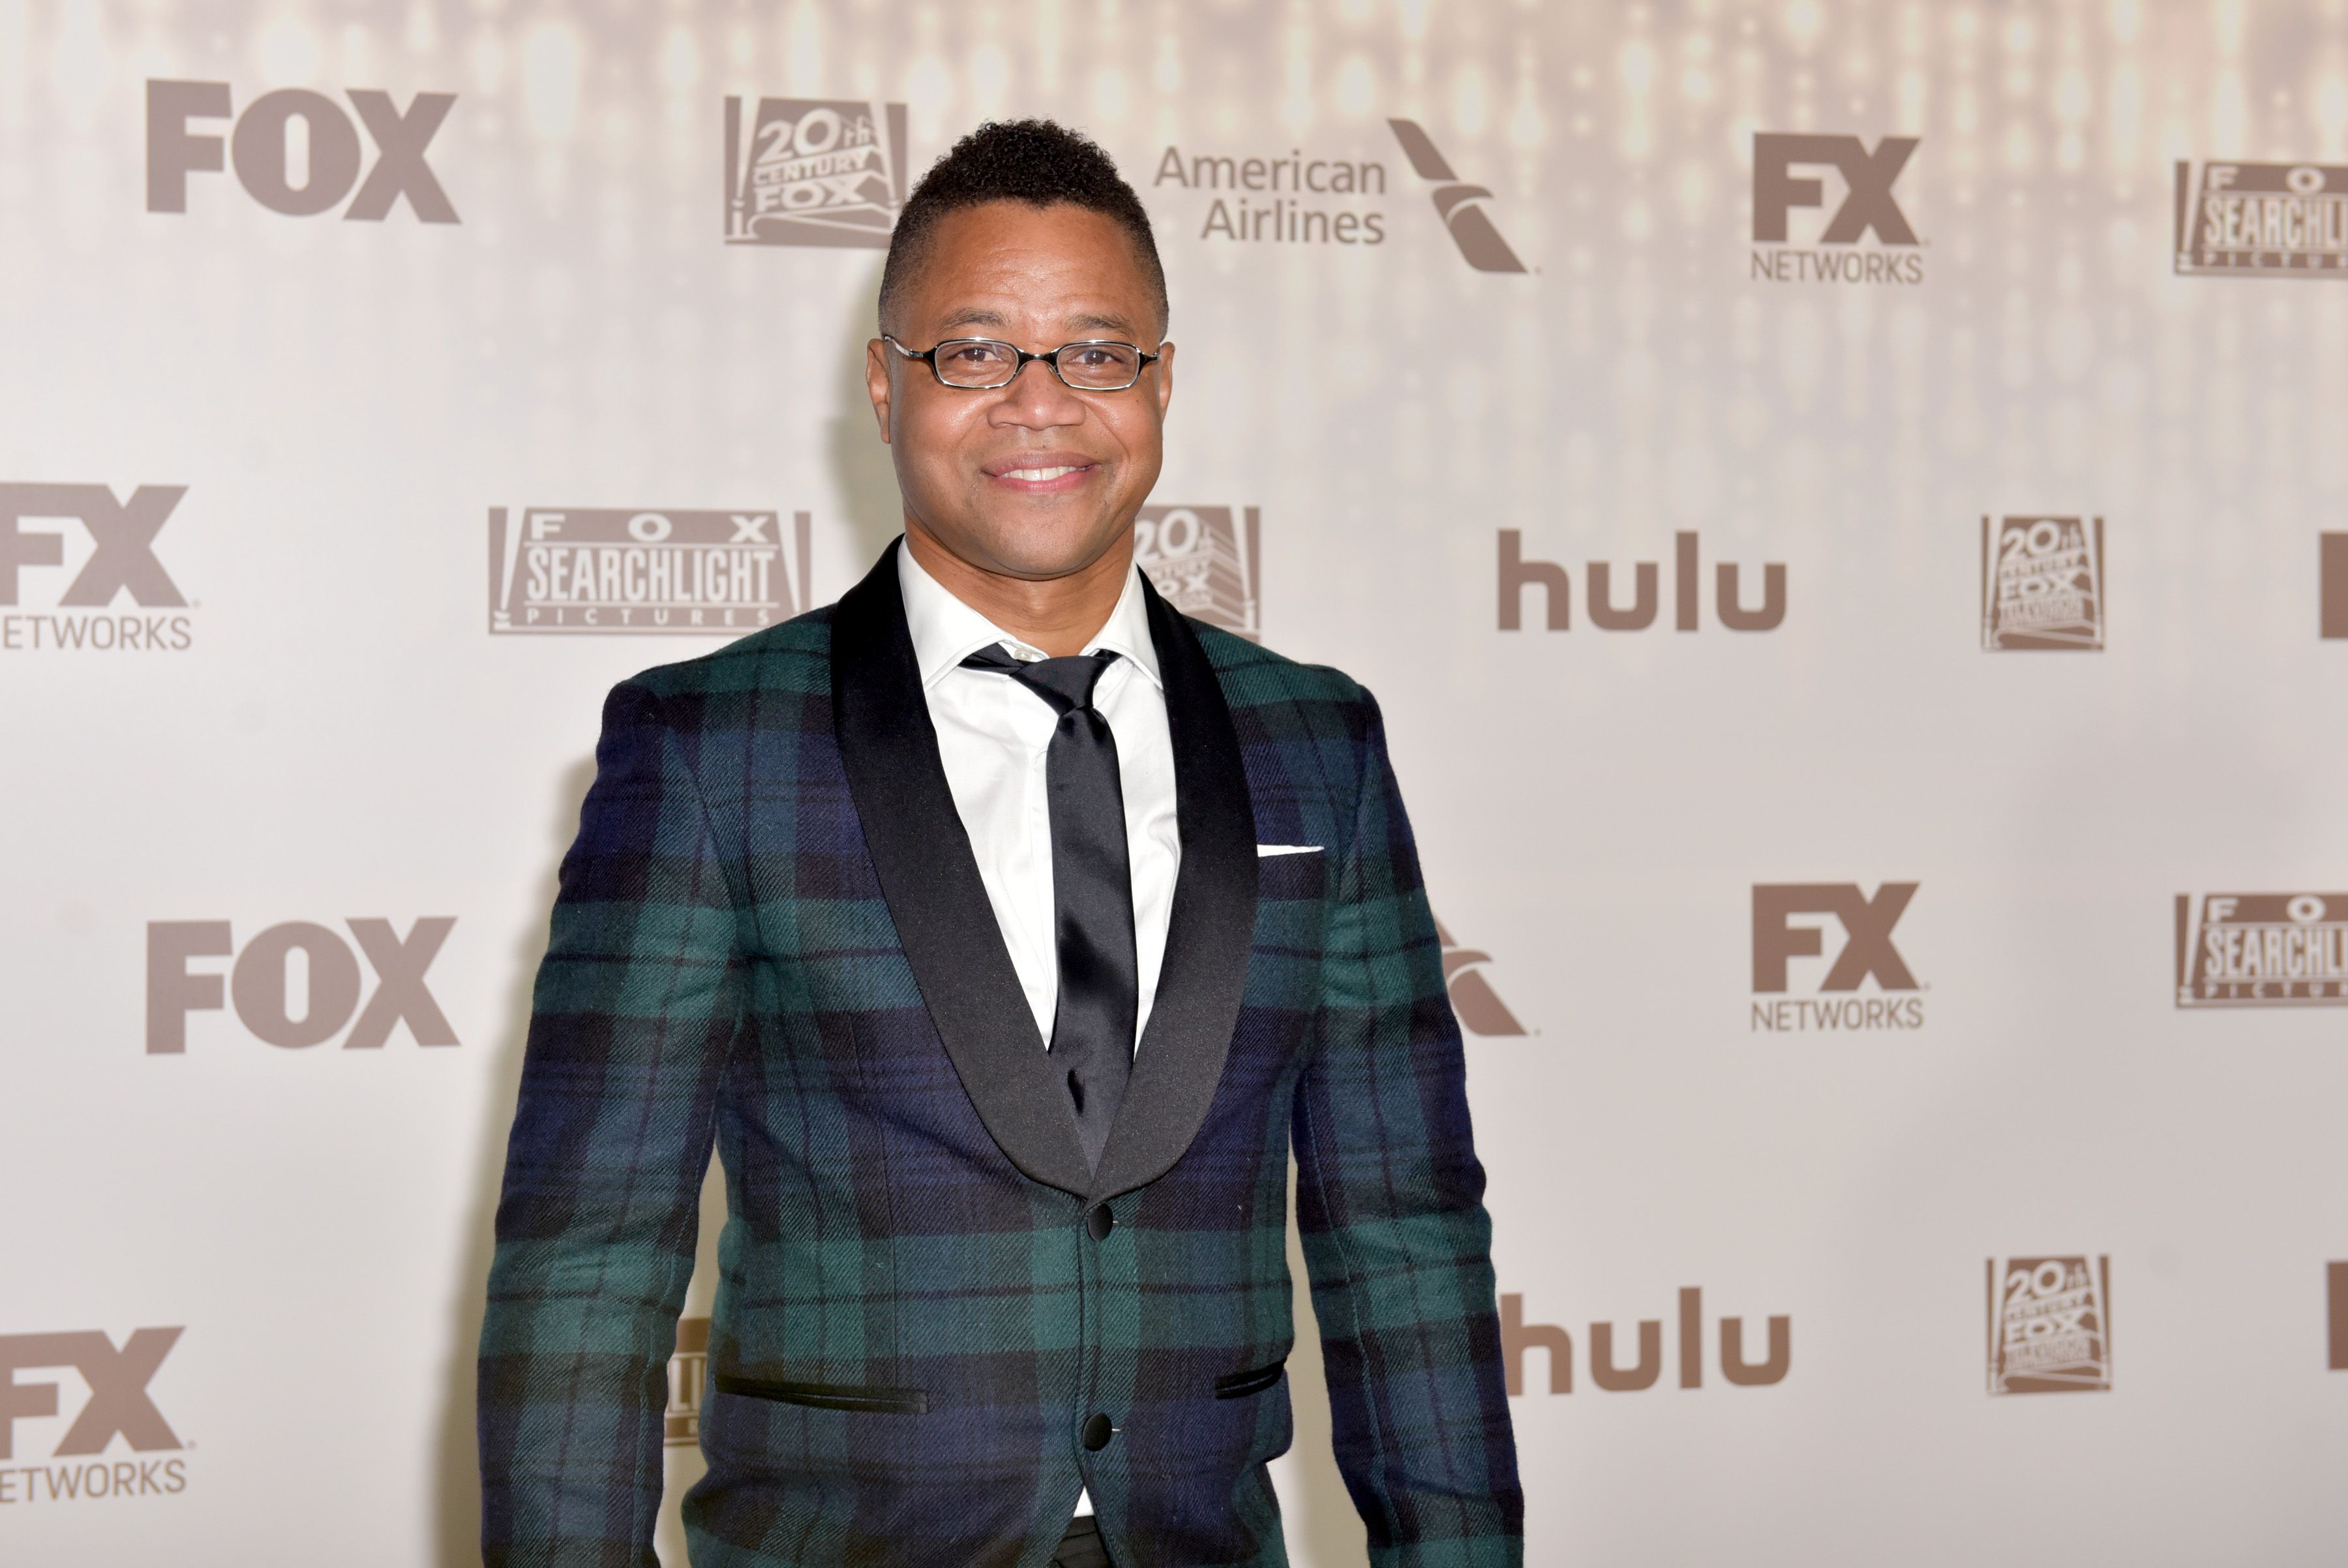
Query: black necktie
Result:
<box><xmin>961</xmin><ymin>644</ymin><xmax>1137</xmax><ymax>1172</ymax></box>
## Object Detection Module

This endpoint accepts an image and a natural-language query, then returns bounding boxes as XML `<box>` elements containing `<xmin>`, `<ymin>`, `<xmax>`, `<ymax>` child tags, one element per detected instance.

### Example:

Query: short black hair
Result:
<box><xmin>878</xmin><ymin>118</ymin><xmax>1167</xmax><ymax>336</ymax></box>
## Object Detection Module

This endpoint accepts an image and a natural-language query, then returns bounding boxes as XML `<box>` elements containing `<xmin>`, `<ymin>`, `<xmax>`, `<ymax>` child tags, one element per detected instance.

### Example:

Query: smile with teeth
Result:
<box><xmin>1001</xmin><ymin>464</ymin><xmax>1087</xmax><ymax>481</ymax></box>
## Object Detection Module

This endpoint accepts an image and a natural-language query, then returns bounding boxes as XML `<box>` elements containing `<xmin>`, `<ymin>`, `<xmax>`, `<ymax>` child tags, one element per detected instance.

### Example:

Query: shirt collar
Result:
<box><xmin>896</xmin><ymin>537</ymin><xmax>1164</xmax><ymax>693</ymax></box>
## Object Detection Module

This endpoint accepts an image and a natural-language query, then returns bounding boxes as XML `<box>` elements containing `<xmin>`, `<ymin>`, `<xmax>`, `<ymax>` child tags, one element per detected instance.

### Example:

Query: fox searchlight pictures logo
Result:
<box><xmin>2175</xmin><ymin>161</ymin><xmax>2348</xmax><ymax>276</ymax></box>
<box><xmin>2175</xmin><ymin>894</ymin><xmax>2348</xmax><ymax>1007</ymax></box>
<box><xmin>724</xmin><ymin>98</ymin><xmax>908</xmax><ymax>247</ymax></box>
<box><xmin>1750</xmin><ymin>133</ymin><xmax>1923</xmax><ymax>284</ymax></box>
<box><xmin>489</xmin><ymin>508</ymin><xmax>812</xmax><ymax>634</ymax></box>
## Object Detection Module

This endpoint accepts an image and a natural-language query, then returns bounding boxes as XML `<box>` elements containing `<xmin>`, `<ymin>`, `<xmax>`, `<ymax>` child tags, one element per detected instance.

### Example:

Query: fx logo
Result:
<box><xmin>1752</xmin><ymin>134</ymin><xmax>1919</xmax><ymax>244</ymax></box>
<box><xmin>0</xmin><ymin>1330</ymin><xmax>182</xmax><ymax>1460</ymax></box>
<box><xmin>147</xmin><ymin>80</ymin><xmax>457</xmax><ymax>221</ymax></box>
<box><xmin>1387</xmin><ymin>119</ymin><xmax>1528</xmax><ymax>273</ymax></box>
<box><xmin>147</xmin><ymin>919</ymin><xmax>459</xmax><ymax>1053</ymax></box>
<box><xmin>1752</xmin><ymin>883</ymin><xmax>1919</xmax><ymax>992</ymax></box>
<box><xmin>0</xmin><ymin>484</ymin><xmax>186</xmax><ymax>608</ymax></box>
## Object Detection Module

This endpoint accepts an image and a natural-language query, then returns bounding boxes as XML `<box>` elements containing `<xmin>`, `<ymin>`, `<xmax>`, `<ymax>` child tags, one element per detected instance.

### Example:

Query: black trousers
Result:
<box><xmin>1052</xmin><ymin>1513</ymin><xmax>1109</xmax><ymax>1568</ymax></box>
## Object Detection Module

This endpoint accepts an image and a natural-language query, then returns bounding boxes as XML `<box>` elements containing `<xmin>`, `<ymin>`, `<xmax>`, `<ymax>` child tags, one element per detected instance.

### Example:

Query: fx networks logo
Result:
<box><xmin>489</xmin><ymin>508</ymin><xmax>812</xmax><ymax>635</ymax></box>
<box><xmin>666</xmin><ymin>1318</ymin><xmax>710</xmax><ymax>1447</ymax></box>
<box><xmin>1498</xmin><ymin>530</ymin><xmax>1786</xmax><ymax>633</ymax></box>
<box><xmin>146</xmin><ymin>919</ymin><xmax>459</xmax><ymax>1053</ymax></box>
<box><xmin>1988</xmin><ymin>1257</ymin><xmax>2113</xmax><ymax>1395</ymax></box>
<box><xmin>1435</xmin><ymin>916</ymin><xmax>1526</xmax><ymax>1036</ymax></box>
<box><xmin>1</xmin><ymin>483</ymin><xmax>193</xmax><ymax>653</ymax></box>
<box><xmin>1751</xmin><ymin>883</ymin><xmax>1923</xmax><ymax>1031</ymax></box>
<box><xmin>1750</xmin><ymin>132</ymin><xmax>1923</xmax><ymax>284</ymax></box>
<box><xmin>1387</xmin><ymin>120</ymin><xmax>1528</xmax><ymax>273</ymax></box>
<box><xmin>2175</xmin><ymin>894</ymin><xmax>2348</xmax><ymax>1008</ymax></box>
<box><xmin>724</xmin><ymin>98</ymin><xmax>907</xmax><ymax>246</ymax></box>
<box><xmin>1499</xmin><ymin>1288</ymin><xmax>1789</xmax><ymax>1396</ymax></box>
<box><xmin>2322</xmin><ymin>534</ymin><xmax>2347</xmax><ymax>639</ymax></box>
<box><xmin>0</xmin><ymin>1328</ymin><xmax>188</xmax><ymax>1503</ymax></box>
<box><xmin>1134</xmin><ymin>505</ymin><xmax>1261</xmax><ymax>641</ymax></box>
<box><xmin>1982</xmin><ymin>516</ymin><xmax>2105</xmax><ymax>651</ymax></box>
<box><xmin>146</xmin><ymin>80</ymin><xmax>456</xmax><ymax>221</ymax></box>
<box><xmin>2174</xmin><ymin>161</ymin><xmax>2348</xmax><ymax>276</ymax></box>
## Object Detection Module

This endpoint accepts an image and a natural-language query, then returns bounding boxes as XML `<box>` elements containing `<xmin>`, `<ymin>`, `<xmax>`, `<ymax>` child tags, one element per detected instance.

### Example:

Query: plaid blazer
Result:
<box><xmin>478</xmin><ymin>542</ymin><xmax>1521</xmax><ymax>1568</ymax></box>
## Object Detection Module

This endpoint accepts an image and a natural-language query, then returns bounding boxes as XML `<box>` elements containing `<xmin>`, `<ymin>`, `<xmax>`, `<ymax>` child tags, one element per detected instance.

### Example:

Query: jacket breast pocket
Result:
<box><xmin>1253</xmin><ymin>847</ymin><xmax>1328</xmax><ymax>909</ymax></box>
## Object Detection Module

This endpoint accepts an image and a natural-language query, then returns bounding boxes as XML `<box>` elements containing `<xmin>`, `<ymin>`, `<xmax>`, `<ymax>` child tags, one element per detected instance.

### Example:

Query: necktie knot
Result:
<box><xmin>961</xmin><ymin>644</ymin><xmax>1121</xmax><ymax>716</ymax></box>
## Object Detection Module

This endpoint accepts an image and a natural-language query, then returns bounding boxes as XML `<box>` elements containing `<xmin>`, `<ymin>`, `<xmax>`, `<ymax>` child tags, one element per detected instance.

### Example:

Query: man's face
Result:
<box><xmin>866</xmin><ymin>200</ymin><xmax>1173</xmax><ymax>582</ymax></box>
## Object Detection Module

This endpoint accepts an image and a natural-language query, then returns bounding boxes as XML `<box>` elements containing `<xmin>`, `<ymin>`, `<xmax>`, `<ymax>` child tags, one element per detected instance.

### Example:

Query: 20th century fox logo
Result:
<box><xmin>1983</xmin><ymin>517</ymin><xmax>2105</xmax><ymax>651</ymax></box>
<box><xmin>489</xmin><ymin>509</ymin><xmax>812</xmax><ymax>634</ymax></box>
<box><xmin>1750</xmin><ymin>134</ymin><xmax>1923</xmax><ymax>284</ymax></box>
<box><xmin>1132</xmin><ymin>506</ymin><xmax>1261</xmax><ymax>641</ymax></box>
<box><xmin>724</xmin><ymin>98</ymin><xmax>908</xmax><ymax>247</ymax></box>
<box><xmin>1751</xmin><ymin>883</ymin><xmax>1924</xmax><ymax>1031</ymax></box>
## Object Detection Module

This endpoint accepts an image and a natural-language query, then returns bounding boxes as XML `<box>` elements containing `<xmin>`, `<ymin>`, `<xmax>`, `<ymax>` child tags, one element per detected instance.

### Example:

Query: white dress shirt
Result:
<box><xmin>897</xmin><ymin>542</ymin><xmax>1179</xmax><ymax>1523</ymax></box>
<box><xmin>896</xmin><ymin>541</ymin><xmax>1183</xmax><ymax>1057</ymax></box>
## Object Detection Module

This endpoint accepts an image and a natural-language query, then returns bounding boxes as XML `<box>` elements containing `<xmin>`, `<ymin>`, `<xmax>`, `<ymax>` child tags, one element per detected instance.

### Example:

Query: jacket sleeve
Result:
<box><xmin>1291</xmin><ymin>687</ymin><xmax>1524</xmax><ymax>1567</ymax></box>
<box><xmin>477</xmin><ymin>679</ymin><xmax>746</xmax><ymax>1567</ymax></box>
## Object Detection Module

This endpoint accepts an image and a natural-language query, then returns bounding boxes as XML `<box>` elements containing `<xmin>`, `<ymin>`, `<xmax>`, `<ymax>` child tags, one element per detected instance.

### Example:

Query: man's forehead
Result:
<box><xmin>901</xmin><ymin>202</ymin><xmax>1162</xmax><ymax>336</ymax></box>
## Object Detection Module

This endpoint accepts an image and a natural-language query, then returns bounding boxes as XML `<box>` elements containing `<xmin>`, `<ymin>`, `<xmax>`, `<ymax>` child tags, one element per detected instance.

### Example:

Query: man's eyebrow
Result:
<box><xmin>929</xmin><ymin>307</ymin><xmax>1141</xmax><ymax>337</ymax></box>
<box><xmin>936</xmin><ymin>307</ymin><xmax>1010</xmax><ymax>331</ymax></box>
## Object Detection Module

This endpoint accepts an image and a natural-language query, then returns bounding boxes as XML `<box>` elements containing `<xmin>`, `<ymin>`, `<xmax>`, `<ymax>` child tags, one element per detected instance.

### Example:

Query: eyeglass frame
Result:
<box><xmin>880</xmin><ymin>333</ymin><xmax>1166</xmax><ymax>392</ymax></box>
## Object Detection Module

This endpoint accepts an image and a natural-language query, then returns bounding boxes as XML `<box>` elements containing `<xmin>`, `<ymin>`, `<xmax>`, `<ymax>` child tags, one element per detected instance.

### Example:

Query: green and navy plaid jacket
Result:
<box><xmin>478</xmin><ymin>543</ymin><xmax>1521</xmax><ymax>1567</ymax></box>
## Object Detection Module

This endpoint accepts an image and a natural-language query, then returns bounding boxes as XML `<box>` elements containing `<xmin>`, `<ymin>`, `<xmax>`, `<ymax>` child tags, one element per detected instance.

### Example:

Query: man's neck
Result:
<box><xmin>903</xmin><ymin>523</ymin><xmax>1134</xmax><ymax>657</ymax></box>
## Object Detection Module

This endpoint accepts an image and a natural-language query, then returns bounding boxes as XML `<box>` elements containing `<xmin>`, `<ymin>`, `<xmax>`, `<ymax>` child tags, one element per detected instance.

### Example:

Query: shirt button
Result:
<box><xmin>1086</xmin><ymin>1203</ymin><xmax>1115</xmax><ymax>1241</ymax></box>
<box><xmin>1082</xmin><ymin>1413</ymin><xmax>1115</xmax><ymax>1451</ymax></box>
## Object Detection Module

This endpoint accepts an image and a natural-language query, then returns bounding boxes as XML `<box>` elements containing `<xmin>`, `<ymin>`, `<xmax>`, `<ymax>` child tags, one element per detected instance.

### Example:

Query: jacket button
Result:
<box><xmin>1087</xmin><ymin>1204</ymin><xmax>1115</xmax><ymax>1241</ymax></box>
<box><xmin>1082</xmin><ymin>1413</ymin><xmax>1115</xmax><ymax>1451</ymax></box>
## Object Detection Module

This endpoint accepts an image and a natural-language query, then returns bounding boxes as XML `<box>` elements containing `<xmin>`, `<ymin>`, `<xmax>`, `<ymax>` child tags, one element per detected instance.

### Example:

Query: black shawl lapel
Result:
<box><xmin>830</xmin><ymin>540</ymin><xmax>1094</xmax><ymax>1198</ymax></box>
<box><xmin>1087</xmin><ymin>573</ymin><xmax>1260</xmax><ymax>1205</ymax></box>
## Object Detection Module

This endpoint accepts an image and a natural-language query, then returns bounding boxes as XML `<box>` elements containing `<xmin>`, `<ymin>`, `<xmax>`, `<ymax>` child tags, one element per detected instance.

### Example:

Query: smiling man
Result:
<box><xmin>479</xmin><ymin>121</ymin><xmax>1520</xmax><ymax>1568</ymax></box>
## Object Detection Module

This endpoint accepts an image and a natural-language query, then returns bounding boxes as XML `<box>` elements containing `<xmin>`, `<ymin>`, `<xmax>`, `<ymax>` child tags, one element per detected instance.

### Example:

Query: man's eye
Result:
<box><xmin>947</xmin><ymin>343</ymin><xmax>1011</xmax><ymax>365</ymax></box>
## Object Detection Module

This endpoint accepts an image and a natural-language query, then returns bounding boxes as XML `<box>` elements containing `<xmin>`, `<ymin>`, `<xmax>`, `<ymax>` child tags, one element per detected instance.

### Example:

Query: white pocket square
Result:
<box><xmin>1256</xmin><ymin>843</ymin><xmax>1323</xmax><ymax>857</ymax></box>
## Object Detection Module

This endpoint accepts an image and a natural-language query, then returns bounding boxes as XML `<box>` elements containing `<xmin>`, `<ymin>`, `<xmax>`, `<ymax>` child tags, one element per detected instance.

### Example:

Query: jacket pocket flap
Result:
<box><xmin>714</xmin><ymin>1373</ymin><xmax>928</xmax><ymax>1414</ymax></box>
<box><xmin>1212</xmin><ymin>1357</ymin><xmax>1287</xmax><ymax>1399</ymax></box>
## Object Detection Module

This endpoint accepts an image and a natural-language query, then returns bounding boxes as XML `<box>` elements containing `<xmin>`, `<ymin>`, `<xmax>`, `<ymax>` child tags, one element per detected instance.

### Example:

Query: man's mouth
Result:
<box><xmin>985</xmin><ymin>455</ymin><xmax>1100</xmax><ymax>493</ymax></box>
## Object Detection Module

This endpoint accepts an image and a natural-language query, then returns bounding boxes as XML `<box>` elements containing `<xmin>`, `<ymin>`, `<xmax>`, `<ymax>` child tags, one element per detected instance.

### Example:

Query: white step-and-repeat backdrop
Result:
<box><xmin>5</xmin><ymin>1</ymin><xmax>2348</xmax><ymax>1563</ymax></box>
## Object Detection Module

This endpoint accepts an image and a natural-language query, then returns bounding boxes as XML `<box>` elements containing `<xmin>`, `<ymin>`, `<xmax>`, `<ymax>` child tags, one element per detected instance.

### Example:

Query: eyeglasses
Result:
<box><xmin>882</xmin><ymin>333</ymin><xmax>1163</xmax><ymax>391</ymax></box>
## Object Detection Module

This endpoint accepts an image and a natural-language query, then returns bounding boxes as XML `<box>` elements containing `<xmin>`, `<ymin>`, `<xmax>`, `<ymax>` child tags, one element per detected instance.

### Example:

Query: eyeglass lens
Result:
<box><xmin>931</xmin><ymin>339</ymin><xmax>1144</xmax><ymax>390</ymax></box>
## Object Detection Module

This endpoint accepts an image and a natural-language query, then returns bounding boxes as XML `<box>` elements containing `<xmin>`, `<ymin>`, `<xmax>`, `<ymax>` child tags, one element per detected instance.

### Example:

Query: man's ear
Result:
<box><xmin>1152</xmin><ymin>340</ymin><xmax>1175</xmax><ymax>421</ymax></box>
<box><xmin>864</xmin><ymin>337</ymin><xmax>894</xmax><ymax>444</ymax></box>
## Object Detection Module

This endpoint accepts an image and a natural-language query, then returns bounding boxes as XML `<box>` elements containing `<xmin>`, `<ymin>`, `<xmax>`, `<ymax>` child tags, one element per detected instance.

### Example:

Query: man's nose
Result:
<box><xmin>991</xmin><ymin>357</ymin><xmax>1086</xmax><ymax>428</ymax></box>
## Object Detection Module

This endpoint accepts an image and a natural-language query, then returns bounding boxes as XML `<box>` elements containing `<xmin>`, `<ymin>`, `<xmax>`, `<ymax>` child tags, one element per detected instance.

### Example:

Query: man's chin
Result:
<box><xmin>941</xmin><ymin>514</ymin><xmax>1130</xmax><ymax>584</ymax></box>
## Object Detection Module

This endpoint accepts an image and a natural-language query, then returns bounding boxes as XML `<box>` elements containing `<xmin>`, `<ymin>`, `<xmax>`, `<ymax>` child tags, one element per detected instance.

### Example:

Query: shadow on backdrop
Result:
<box><xmin>828</xmin><ymin>255</ymin><xmax>905</xmax><ymax>573</ymax></box>
<box><xmin>431</xmin><ymin>754</ymin><xmax>596</xmax><ymax>1568</ymax></box>
<box><xmin>1280</xmin><ymin>1159</ymin><xmax>1374</xmax><ymax>1567</ymax></box>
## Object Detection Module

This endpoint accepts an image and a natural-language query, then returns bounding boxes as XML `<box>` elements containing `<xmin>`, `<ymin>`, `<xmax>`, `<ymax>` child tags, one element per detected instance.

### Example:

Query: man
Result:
<box><xmin>478</xmin><ymin>119</ymin><xmax>1520</xmax><ymax>1568</ymax></box>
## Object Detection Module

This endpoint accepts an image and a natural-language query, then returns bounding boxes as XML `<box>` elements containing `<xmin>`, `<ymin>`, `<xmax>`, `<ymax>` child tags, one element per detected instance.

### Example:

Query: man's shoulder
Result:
<box><xmin>615</xmin><ymin>604</ymin><xmax>835</xmax><ymax>706</ymax></box>
<box><xmin>1188</xmin><ymin>618</ymin><xmax>1378</xmax><ymax>727</ymax></box>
